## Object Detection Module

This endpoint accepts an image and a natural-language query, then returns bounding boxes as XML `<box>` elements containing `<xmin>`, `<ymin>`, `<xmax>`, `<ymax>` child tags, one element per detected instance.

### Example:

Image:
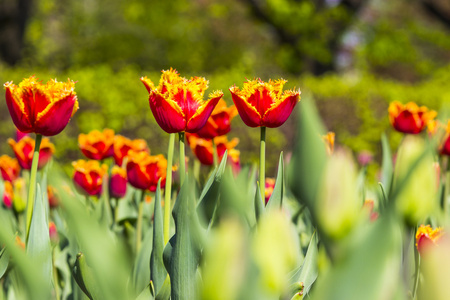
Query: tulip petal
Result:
<box><xmin>5</xmin><ymin>84</ymin><xmax>33</xmax><ymax>133</ymax></box>
<box><xmin>229</xmin><ymin>88</ymin><xmax>261</xmax><ymax>127</ymax></box>
<box><xmin>35</xmin><ymin>95</ymin><xmax>77</xmax><ymax>136</ymax></box>
<box><xmin>186</xmin><ymin>93</ymin><xmax>222</xmax><ymax>133</ymax></box>
<box><xmin>149</xmin><ymin>92</ymin><xmax>186</xmax><ymax>133</ymax></box>
<box><xmin>263</xmin><ymin>92</ymin><xmax>300</xmax><ymax>128</ymax></box>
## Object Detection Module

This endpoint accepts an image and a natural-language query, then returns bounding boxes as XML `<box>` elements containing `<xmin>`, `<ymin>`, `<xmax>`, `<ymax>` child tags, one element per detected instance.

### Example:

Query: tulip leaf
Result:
<box><xmin>150</xmin><ymin>180</ymin><xmax>167</xmax><ymax>295</ymax></box>
<box><xmin>133</xmin><ymin>227</ymin><xmax>153</xmax><ymax>296</ymax></box>
<box><xmin>26</xmin><ymin>184</ymin><xmax>52</xmax><ymax>291</ymax></box>
<box><xmin>266</xmin><ymin>152</ymin><xmax>284</xmax><ymax>211</ymax></box>
<box><xmin>380</xmin><ymin>133</ymin><xmax>393</xmax><ymax>197</ymax></box>
<box><xmin>72</xmin><ymin>252</ymin><xmax>101</xmax><ymax>300</ymax></box>
<box><xmin>164</xmin><ymin>175</ymin><xmax>202</xmax><ymax>300</ymax></box>
<box><xmin>197</xmin><ymin>151</ymin><xmax>228</xmax><ymax>225</ymax></box>
<box><xmin>288</xmin><ymin>232</ymin><xmax>318</xmax><ymax>296</ymax></box>
<box><xmin>155</xmin><ymin>276</ymin><xmax>171</xmax><ymax>300</ymax></box>
<box><xmin>254</xmin><ymin>182</ymin><xmax>264</xmax><ymax>222</ymax></box>
<box><xmin>288</xmin><ymin>98</ymin><xmax>327</xmax><ymax>212</ymax></box>
<box><xmin>0</xmin><ymin>247</ymin><xmax>10</xmax><ymax>279</ymax></box>
<box><xmin>117</xmin><ymin>189</ymin><xmax>139</xmax><ymax>223</ymax></box>
<box><xmin>136</xmin><ymin>284</ymin><xmax>155</xmax><ymax>300</ymax></box>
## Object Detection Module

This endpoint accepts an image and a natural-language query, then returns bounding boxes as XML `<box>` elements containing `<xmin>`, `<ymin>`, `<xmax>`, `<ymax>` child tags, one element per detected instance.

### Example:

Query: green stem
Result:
<box><xmin>52</xmin><ymin>249</ymin><xmax>61</xmax><ymax>300</ymax></box>
<box><xmin>412</xmin><ymin>233</ymin><xmax>421</xmax><ymax>300</ymax></box>
<box><xmin>212</xmin><ymin>139</ymin><xmax>218</xmax><ymax>167</ymax></box>
<box><xmin>445</xmin><ymin>160</ymin><xmax>450</xmax><ymax>216</ymax></box>
<box><xmin>114</xmin><ymin>198</ymin><xmax>119</xmax><ymax>226</ymax></box>
<box><xmin>179</xmin><ymin>132</ymin><xmax>186</xmax><ymax>186</ymax></box>
<box><xmin>164</xmin><ymin>133</ymin><xmax>175</xmax><ymax>244</ymax></box>
<box><xmin>25</xmin><ymin>133</ymin><xmax>42</xmax><ymax>244</ymax></box>
<box><xmin>136</xmin><ymin>190</ymin><xmax>145</xmax><ymax>253</ymax></box>
<box><xmin>259</xmin><ymin>127</ymin><xmax>266</xmax><ymax>202</ymax></box>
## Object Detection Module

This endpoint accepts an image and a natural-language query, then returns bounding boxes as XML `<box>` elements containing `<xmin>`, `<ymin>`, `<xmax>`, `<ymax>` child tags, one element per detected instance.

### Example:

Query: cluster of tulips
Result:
<box><xmin>1</xmin><ymin>69</ymin><xmax>450</xmax><ymax>300</ymax></box>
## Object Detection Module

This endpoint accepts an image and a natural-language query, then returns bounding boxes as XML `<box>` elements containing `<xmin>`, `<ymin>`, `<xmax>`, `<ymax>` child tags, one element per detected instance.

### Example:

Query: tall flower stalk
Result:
<box><xmin>25</xmin><ymin>134</ymin><xmax>42</xmax><ymax>242</ymax></box>
<box><xmin>179</xmin><ymin>132</ymin><xmax>186</xmax><ymax>186</ymax></box>
<box><xmin>164</xmin><ymin>133</ymin><xmax>175</xmax><ymax>244</ymax></box>
<box><xmin>259</xmin><ymin>127</ymin><xmax>266</xmax><ymax>202</ymax></box>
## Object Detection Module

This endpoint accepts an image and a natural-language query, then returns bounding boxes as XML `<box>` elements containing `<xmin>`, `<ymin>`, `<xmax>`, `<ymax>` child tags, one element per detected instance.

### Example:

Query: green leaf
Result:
<box><xmin>133</xmin><ymin>228</ymin><xmax>153</xmax><ymax>296</ymax></box>
<box><xmin>72</xmin><ymin>252</ymin><xmax>100</xmax><ymax>300</ymax></box>
<box><xmin>266</xmin><ymin>152</ymin><xmax>284</xmax><ymax>211</ymax></box>
<box><xmin>136</xmin><ymin>284</ymin><xmax>155</xmax><ymax>300</ymax></box>
<box><xmin>381</xmin><ymin>133</ymin><xmax>393</xmax><ymax>197</ymax></box>
<box><xmin>150</xmin><ymin>180</ymin><xmax>167</xmax><ymax>295</ymax></box>
<box><xmin>164</xmin><ymin>175</ymin><xmax>202</xmax><ymax>300</ymax></box>
<box><xmin>289</xmin><ymin>232</ymin><xmax>318</xmax><ymax>296</ymax></box>
<box><xmin>155</xmin><ymin>276</ymin><xmax>171</xmax><ymax>300</ymax></box>
<box><xmin>0</xmin><ymin>247</ymin><xmax>10</xmax><ymax>279</ymax></box>
<box><xmin>254</xmin><ymin>182</ymin><xmax>264</xmax><ymax>222</ymax></box>
<box><xmin>26</xmin><ymin>184</ymin><xmax>52</xmax><ymax>291</ymax></box>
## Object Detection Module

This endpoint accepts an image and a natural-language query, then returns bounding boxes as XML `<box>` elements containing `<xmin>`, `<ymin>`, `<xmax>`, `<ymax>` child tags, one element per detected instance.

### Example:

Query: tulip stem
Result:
<box><xmin>164</xmin><ymin>133</ymin><xmax>175</xmax><ymax>244</ymax></box>
<box><xmin>25</xmin><ymin>133</ymin><xmax>42</xmax><ymax>244</ymax></box>
<box><xmin>259</xmin><ymin>127</ymin><xmax>266</xmax><ymax>202</ymax></box>
<box><xmin>212</xmin><ymin>139</ymin><xmax>218</xmax><ymax>167</ymax></box>
<box><xmin>136</xmin><ymin>190</ymin><xmax>145</xmax><ymax>253</ymax></box>
<box><xmin>179</xmin><ymin>132</ymin><xmax>186</xmax><ymax>186</ymax></box>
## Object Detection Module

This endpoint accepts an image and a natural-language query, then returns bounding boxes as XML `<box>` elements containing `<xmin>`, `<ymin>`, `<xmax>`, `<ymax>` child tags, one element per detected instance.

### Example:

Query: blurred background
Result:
<box><xmin>1</xmin><ymin>0</ymin><xmax>450</xmax><ymax>175</ymax></box>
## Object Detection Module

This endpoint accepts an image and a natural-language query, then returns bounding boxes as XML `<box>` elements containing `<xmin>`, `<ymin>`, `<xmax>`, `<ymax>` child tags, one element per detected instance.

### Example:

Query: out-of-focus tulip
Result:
<box><xmin>141</xmin><ymin>68</ymin><xmax>223</xmax><ymax>134</ymax></box>
<box><xmin>47</xmin><ymin>185</ymin><xmax>59</xmax><ymax>208</ymax></box>
<box><xmin>8</xmin><ymin>136</ymin><xmax>54</xmax><ymax>170</ymax></box>
<box><xmin>439</xmin><ymin>121</ymin><xmax>450</xmax><ymax>156</ymax></box>
<box><xmin>126</xmin><ymin>151</ymin><xmax>167</xmax><ymax>192</ymax></box>
<box><xmin>388</xmin><ymin>101</ymin><xmax>436</xmax><ymax>134</ymax></box>
<box><xmin>13</xmin><ymin>178</ymin><xmax>26</xmax><ymax>213</ymax></box>
<box><xmin>229</xmin><ymin>78</ymin><xmax>301</xmax><ymax>128</ymax></box>
<box><xmin>0</xmin><ymin>155</ymin><xmax>20</xmax><ymax>182</ymax></box>
<box><xmin>228</xmin><ymin>148</ymin><xmax>241</xmax><ymax>176</ymax></box>
<box><xmin>322</xmin><ymin>132</ymin><xmax>335</xmax><ymax>155</ymax></box>
<box><xmin>394</xmin><ymin>136</ymin><xmax>437</xmax><ymax>225</ymax></box>
<box><xmin>72</xmin><ymin>160</ymin><xmax>108</xmax><ymax>197</ymax></box>
<box><xmin>187</xmin><ymin>134</ymin><xmax>239</xmax><ymax>166</ymax></box>
<box><xmin>416</xmin><ymin>225</ymin><xmax>443</xmax><ymax>254</ymax></box>
<box><xmin>49</xmin><ymin>221</ymin><xmax>59</xmax><ymax>244</ymax></box>
<box><xmin>3</xmin><ymin>181</ymin><xmax>13</xmax><ymax>208</ymax></box>
<box><xmin>265</xmin><ymin>178</ymin><xmax>276</xmax><ymax>205</ymax></box>
<box><xmin>110</xmin><ymin>165</ymin><xmax>127</xmax><ymax>198</ymax></box>
<box><xmin>113</xmin><ymin>135</ymin><xmax>149</xmax><ymax>166</ymax></box>
<box><xmin>78</xmin><ymin>128</ymin><xmax>115</xmax><ymax>160</ymax></box>
<box><xmin>4</xmin><ymin>76</ymin><xmax>78</xmax><ymax>136</ymax></box>
<box><xmin>362</xmin><ymin>199</ymin><xmax>379</xmax><ymax>222</ymax></box>
<box><xmin>196</xmin><ymin>99</ymin><xmax>238</xmax><ymax>139</ymax></box>
<box><xmin>15</xmin><ymin>129</ymin><xmax>28</xmax><ymax>141</ymax></box>
<box><xmin>317</xmin><ymin>149</ymin><xmax>360</xmax><ymax>240</ymax></box>
<box><xmin>357</xmin><ymin>150</ymin><xmax>374</xmax><ymax>166</ymax></box>
<box><xmin>15</xmin><ymin>236</ymin><xmax>25</xmax><ymax>249</ymax></box>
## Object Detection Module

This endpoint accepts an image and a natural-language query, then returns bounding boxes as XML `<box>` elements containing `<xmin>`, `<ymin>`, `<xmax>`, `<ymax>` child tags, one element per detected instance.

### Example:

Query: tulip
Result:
<box><xmin>187</xmin><ymin>134</ymin><xmax>239</xmax><ymax>166</ymax></box>
<box><xmin>196</xmin><ymin>99</ymin><xmax>238</xmax><ymax>139</ymax></box>
<box><xmin>8</xmin><ymin>136</ymin><xmax>54</xmax><ymax>170</ymax></box>
<box><xmin>4</xmin><ymin>76</ymin><xmax>78</xmax><ymax>136</ymax></box>
<box><xmin>141</xmin><ymin>68</ymin><xmax>223</xmax><ymax>134</ymax></box>
<box><xmin>264</xmin><ymin>178</ymin><xmax>276</xmax><ymax>205</ymax></box>
<box><xmin>322</xmin><ymin>132</ymin><xmax>335</xmax><ymax>155</ymax></box>
<box><xmin>78</xmin><ymin>128</ymin><xmax>115</xmax><ymax>160</ymax></box>
<box><xmin>3</xmin><ymin>181</ymin><xmax>13</xmax><ymax>208</ymax></box>
<box><xmin>16</xmin><ymin>129</ymin><xmax>28</xmax><ymax>141</ymax></box>
<box><xmin>126</xmin><ymin>151</ymin><xmax>167</xmax><ymax>192</ymax></box>
<box><xmin>0</xmin><ymin>155</ymin><xmax>20</xmax><ymax>182</ymax></box>
<box><xmin>12</xmin><ymin>178</ymin><xmax>27</xmax><ymax>213</ymax></box>
<box><xmin>110</xmin><ymin>165</ymin><xmax>127</xmax><ymax>199</ymax></box>
<box><xmin>113</xmin><ymin>135</ymin><xmax>149</xmax><ymax>166</ymax></box>
<box><xmin>47</xmin><ymin>185</ymin><xmax>59</xmax><ymax>208</ymax></box>
<box><xmin>49</xmin><ymin>221</ymin><xmax>59</xmax><ymax>245</ymax></box>
<box><xmin>228</xmin><ymin>148</ymin><xmax>241</xmax><ymax>176</ymax></box>
<box><xmin>416</xmin><ymin>225</ymin><xmax>443</xmax><ymax>254</ymax></box>
<box><xmin>72</xmin><ymin>160</ymin><xmax>108</xmax><ymax>197</ymax></box>
<box><xmin>388</xmin><ymin>101</ymin><xmax>436</xmax><ymax>134</ymax></box>
<box><xmin>439</xmin><ymin>121</ymin><xmax>450</xmax><ymax>156</ymax></box>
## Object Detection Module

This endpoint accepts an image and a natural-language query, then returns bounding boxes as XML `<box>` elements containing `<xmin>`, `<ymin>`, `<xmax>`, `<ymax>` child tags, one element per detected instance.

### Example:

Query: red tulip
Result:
<box><xmin>113</xmin><ymin>135</ymin><xmax>149</xmax><ymax>166</ymax></box>
<box><xmin>388</xmin><ymin>101</ymin><xmax>436</xmax><ymax>134</ymax></box>
<box><xmin>3</xmin><ymin>181</ymin><xmax>13</xmax><ymax>208</ymax></box>
<box><xmin>196</xmin><ymin>99</ymin><xmax>238</xmax><ymax>139</ymax></box>
<box><xmin>228</xmin><ymin>148</ymin><xmax>241</xmax><ymax>176</ymax></box>
<box><xmin>264</xmin><ymin>178</ymin><xmax>276</xmax><ymax>205</ymax></box>
<box><xmin>47</xmin><ymin>185</ymin><xmax>59</xmax><ymax>208</ymax></box>
<box><xmin>72</xmin><ymin>160</ymin><xmax>108</xmax><ymax>197</ymax></box>
<box><xmin>126</xmin><ymin>151</ymin><xmax>167</xmax><ymax>192</ymax></box>
<box><xmin>187</xmin><ymin>134</ymin><xmax>239</xmax><ymax>166</ymax></box>
<box><xmin>4</xmin><ymin>76</ymin><xmax>78</xmax><ymax>136</ymax></box>
<box><xmin>0</xmin><ymin>155</ymin><xmax>20</xmax><ymax>182</ymax></box>
<box><xmin>141</xmin><ymin>68</ymin><xmax>223</xmax><ymax>133</ymax></box>
<box><xmin>229</xmin><ymin>78</ymin><xmax>301</xmax><ymax>128</ymax></box>
<box><xmin>78</xmin><ymin>129</ymin><xmax>115</xmax><ymax>160</ymax></box>
<box><xmin>416</xmin><ymin>225</ymin><xmax>443</xmax><ymax>254</ymax></box>
<box><xmin>110</xmin><ymin>165</ymin><xmax>127</xmax><ymax>198</ymax></box>
<box><xmin>8</xmin><ymin>136</ymin><xmax>54</xmax><ymax>170</ymax></box>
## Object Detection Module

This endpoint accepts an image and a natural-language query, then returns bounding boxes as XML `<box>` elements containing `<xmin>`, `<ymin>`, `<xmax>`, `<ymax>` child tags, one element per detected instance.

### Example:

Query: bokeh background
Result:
<box><xmin>1</xmin><ymin>0</ymin><xmax>450</xmax><ymax>175</ymax></box>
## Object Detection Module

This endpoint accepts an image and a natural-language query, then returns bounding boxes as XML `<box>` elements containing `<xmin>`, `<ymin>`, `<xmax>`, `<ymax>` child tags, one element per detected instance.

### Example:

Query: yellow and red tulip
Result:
<box><xmin>72</xmin><ymin>160</ymin><xmax>108</xmax><ymax>197</ymax></box>
<box><xmin>141</xmin><ymin>68</ymin><xmax>223</xmax><ymax>134</ymax></box>
<box><xmin>322</xmin><ymin>132</ymin><xmax>335</xmax><ymax>155</ymax></box>
<box><xmin>3</xmin><ymin>181</ymin><xmax>13</xmax><ymax>208</ymax></box>
<box><xmin>4</xmin><ymin>76</ymin><xmax>79</xmax><ymax>136</ymax></box>
<box><xmin>47</xmin><ymin>185</ymin><xmax>59</xmax><ymax>208</ymax></box>
<box><xmin>78</xmin><ymin>129</ymin><xmax>115</xmax><ymax>160</ymax></box>
<box><xmin>187</xmin><ymin>134</ymin><xmax>239</xmax><ymax>166</ymax></box>
<box><xmin>8</xmin><ymin>136</ymin><xmax>55</xmax><ymax>170</ymax></box>
<box><xmin>196</xmin><ymin>99</ymin><xmax>238</xmax><ymax>139</ymax></box>
<box><xmin>113</xmin><ymin>135</ymin><xmax>149</xmax><ymax>166</ymax></box>
<box><xmin>228</xmin><ymin>148</ymin><xmax>241</xmax><ymax>176</ymax></box>
<box><xmin>388</xmin><ymin>101</ymin><xmax>437</xmax><ymax>134</ymax></box>
<box><xmin>264</xmin><ymin>178</ymin><xmax>276</xmax><ymax>205</ymax></box>
<box><xmin>416</xmin><ymin>225</ymin><xmax>443</xmax><ymax>254</ymax></box>
<box><xmin>110</xmin><ymin>165</ymin><xmax>127</xmax><ymax>198</ymax></box>
<box><xmin>0</xmin><ymin>155</ymin><xmax>21</xmax><ymax>182</ymax></box>
<box><xmin>229</xmin><ymin>78</ymin><xmax>301</xmax><ymax>128</ymax></box>
<box><xmin>126</xmin><ymin>151</ymin><xmax>167</xmax><ymax>192</ymax></box>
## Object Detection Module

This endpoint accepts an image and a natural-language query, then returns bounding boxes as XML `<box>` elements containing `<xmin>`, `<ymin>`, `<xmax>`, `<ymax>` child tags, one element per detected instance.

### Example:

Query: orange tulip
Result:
<box><xmin>3</xmin><ymin>181</ymin><xmax>13</xmax><ymax>208</ymax></box>
<box><xmin>47</xmin><ymin>185</ymin><xmax>59</xmax><ymax>208</ymax></box>
<box><xmin>4</xmin><ymin>76</ymin><xmax>78</xmax><ymax>136</ymax></box>
<box><xmin>416</xmin><ymin>225</ymin><xmax>443</xmax><ymax>254</ymax></box>
<box><xmin>113</xmin><ymin>135</ymin><xmax>149</xmax><ymax>166</ymax></box>
<box><xmin>187</xmin><ymin>134</ymin><xmax>239</xmax><ymax>166</ymax></box>
<box><xmin>72</xmin><ymin>160</ymin><xmax>108</xmax><ymax>197</ymax></box>
<box><xmin>78</xmin><ymin>129</ymin><xmax>115</xmax><ymax>160</ymax></box>
<box><xmin>110</xmin><ymin>165</ymin><xmax>127</xmax><ymax>198</ymax></box>
<box><xmin>322</xmin><ymin>132</ymin><xmax>335</xmax><ymax>155</ymax></box>
<box><xmin>8</xmin><ymin>136</ymin><xmax>55</xmax><ymax>170</ymax></box>
<box><xmin>229</xmin><ymin>78</ymin><xmax>301</xmax><ymax>128</ymax></box>
<box><xmin>126</xmin><ymin>151</ymin><xmax>167</xmax><ymax>192</ymax></box>
<box><xmin>141</xmin><ymin>68</ymin><xmax>223</xmax><ymax>133</ymax></box>
<box><xmin>0</xmin><ymin>155</ymin><xmax>20</xmax><ymax>182</ymax></box>
<box><xmin>388</xmin><ymin>101</ymin><xmax>437</xmax><ymax>134</ymax></box>
<box><xmin>196</xmin><ymin>99</ymin><xmax>238</xmax><ymax>139</ymax></box>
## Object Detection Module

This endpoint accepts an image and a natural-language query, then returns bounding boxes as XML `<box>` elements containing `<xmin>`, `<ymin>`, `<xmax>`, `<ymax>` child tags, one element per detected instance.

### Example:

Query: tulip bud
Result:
<box><xmin>110</xmin><ymin>166</ymin><xmax>127</xmax><ymax>198</ymax></box>
<box><xmin>13</xmin><ymin>178</ymin><xmax>27</xmax><ymax>213</ymax></box>
<box><xmin>416</xmin><ymin>225</ymin><xmax>443</xmax><ymax>254</ymax></box>
<box><xmin>393</xmin><ymin>136</ymin><xmax>437</xmax><ymax>225</ymax></box>
<box><xmin>317</xmin><ymin>149</ymin><xmax>360</xmax><ymax>239</ymax></box>
<box><xmin>3</xmin><ymin>181</ymin><xmax>13</xmax><ymax>208</ymax></box>
<box><xmin>49</xmin><ymin>221</ymin><xmax>59</xmax><ymax>245</ymax></box>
